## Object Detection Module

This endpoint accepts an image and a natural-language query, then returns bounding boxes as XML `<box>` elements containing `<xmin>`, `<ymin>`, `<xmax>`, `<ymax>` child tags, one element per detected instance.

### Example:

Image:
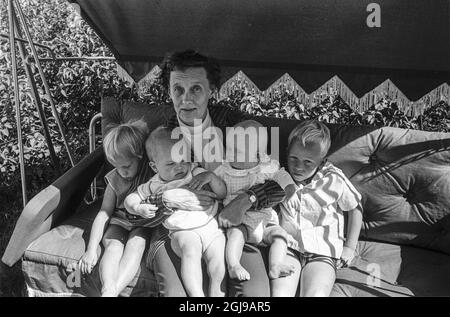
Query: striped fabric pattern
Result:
<box><xmin>280</xmin><ymin>162</ymin><xmax>362</xmax><ymax>259</ymax></box>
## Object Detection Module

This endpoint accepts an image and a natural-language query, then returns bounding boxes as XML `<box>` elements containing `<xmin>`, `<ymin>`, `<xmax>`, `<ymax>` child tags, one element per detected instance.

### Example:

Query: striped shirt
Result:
<box><xmin>280</xmin><ymin>162</ymin><xmax>362</xmax><ymax>259</ymax></box>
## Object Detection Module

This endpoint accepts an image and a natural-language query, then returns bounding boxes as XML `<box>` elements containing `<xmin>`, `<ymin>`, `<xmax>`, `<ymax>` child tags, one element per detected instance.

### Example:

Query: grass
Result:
<box><xmin>0</xmin><ymin>193</ymin><xmax>25</xmax><ymax>297</ymax></box>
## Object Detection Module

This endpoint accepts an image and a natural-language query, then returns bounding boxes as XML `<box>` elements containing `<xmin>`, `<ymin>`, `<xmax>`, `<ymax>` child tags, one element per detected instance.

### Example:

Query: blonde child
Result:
<box><xmin>216</xmin><ymin>120</ymin><xmax>298</xmax><ymax>282</ymax></box>
<box><xmin>273</xmin><ymin>120</ymin><xmax>363</xmax><ymax>297</ymax></box>
<box><xmin>77</xmin><ymin>120</ymin><xmax>154</xmax><ymax>297</ymax></box>
<box><xmin>125</xmin><ymin>126</ymin><xmax>227</xmax><ymax>297</ymax></box>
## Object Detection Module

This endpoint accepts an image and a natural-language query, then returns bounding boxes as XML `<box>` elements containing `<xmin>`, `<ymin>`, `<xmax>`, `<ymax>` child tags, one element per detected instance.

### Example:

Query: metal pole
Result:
<box><xmin>12</xmin><ymin>9</ymin><xmax>61</xmax><ymax>174</ymax></box>
<box><xmin>84</xmin><ymin>113</ymin><xmax>102</xmax><ymax>205</ymax></box>
<box><xmin>8</xmin><ymin>0</ymin><xmax>27</xmax><ymax>206</ymax></box>
<box><xmin>0</xmin><ymin>32</ymin><xmax>55</xmax><ymax>57</ymax></box>
<box><xmin>14</xmin><ymin>0</ymin><xmax>75</xmax><ymax>167</ymax></box>
<box><xmin>32</xmin><ymin>56</ymin><xmax>115</xmax><ymax>62</ymax></box>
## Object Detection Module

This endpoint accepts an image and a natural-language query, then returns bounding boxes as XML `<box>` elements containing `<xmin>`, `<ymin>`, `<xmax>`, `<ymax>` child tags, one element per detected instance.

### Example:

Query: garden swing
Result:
<box><xmin>2</xmin><ymin>0</ymin><xmax>450</xmax><ymax>297</ymax></box>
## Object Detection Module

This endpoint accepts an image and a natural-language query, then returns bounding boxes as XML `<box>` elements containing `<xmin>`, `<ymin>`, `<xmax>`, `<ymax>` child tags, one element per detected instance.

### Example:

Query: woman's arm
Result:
<box><xmin>207</xmin><ymin>173</ymin><xmax>227</xmax><ymax>199</ymax></box>
<box><xmin>146</xmin><ymin>189</ymin><xmax>216</xmax><ymax>212</ymax></box>
<box><xmin>247</xmin><ymin>180</ymin><xmax>286</xmax><ymax>209</ymax></box>
<box><xmin>218</xmin><ymin>181</ymin><xmax>286</xmax><ymax>228</ymax></box>
<box><xmin>188</xmin><ymin>171</ymin><xmax>227</xmax><ymax>200</ymax></box>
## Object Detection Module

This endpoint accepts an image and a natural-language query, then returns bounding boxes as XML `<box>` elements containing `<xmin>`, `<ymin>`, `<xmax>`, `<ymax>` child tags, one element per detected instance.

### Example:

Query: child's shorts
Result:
<box><xmin>110</xmin><ymin>208</ymin><xmax>161</xmax><ymax>231</ymax></box>
<box><xmin>170</xmin><ymin>218</ymin><xmax>225</xmax><ymax>254</ymax></box>
<box><xmin>110</xmin><ymin>211</ymin><xmax>140</xmax><ymax>231</ymax></box>
<box><xmin>288</xmin><ymin>248</ymin><xmax>339</xmax><ymax>272</ymax></box>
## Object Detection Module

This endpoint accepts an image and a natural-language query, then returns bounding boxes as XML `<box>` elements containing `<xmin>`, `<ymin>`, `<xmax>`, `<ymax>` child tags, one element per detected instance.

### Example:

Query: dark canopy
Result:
<box><xmin>69</xmin><ymin>0</ymin><xmax>449</xmax><ymax>100</ymax></box>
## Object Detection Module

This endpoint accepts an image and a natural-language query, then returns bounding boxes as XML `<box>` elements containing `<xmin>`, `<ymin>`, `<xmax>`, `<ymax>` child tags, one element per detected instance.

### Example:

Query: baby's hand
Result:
<box><xmin>135</xmin><ymin>203</ymin><xmax>157</xmax><ymax>219</ymax></box>
<box><xmin>188</xmin><ymin>172</ymin><xmax>213</xmax><ymax>191</ymax></box>
<box><xmin>78</xmin><ymin>249</ymin><xmax>98</xmax><ymax>275</ymax></box>
<box><xmin>284</xmin><ymin>184</ymin><xmax>301</xmax><ymax>211</ymax></box>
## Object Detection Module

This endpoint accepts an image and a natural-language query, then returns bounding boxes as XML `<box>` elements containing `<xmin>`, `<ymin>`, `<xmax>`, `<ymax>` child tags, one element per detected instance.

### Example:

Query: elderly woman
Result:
<box><xmin>135</xmin><ymin>50</ymin><xmax>284</xmax><ymax>296</ymax></box>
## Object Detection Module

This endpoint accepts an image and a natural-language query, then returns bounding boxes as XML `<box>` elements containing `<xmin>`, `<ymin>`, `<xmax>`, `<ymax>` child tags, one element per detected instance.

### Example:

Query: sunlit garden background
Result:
<box><xmin>0</xmin><ymin>0</ymin><xmax>449</xmax><ymax>296</ymax></box>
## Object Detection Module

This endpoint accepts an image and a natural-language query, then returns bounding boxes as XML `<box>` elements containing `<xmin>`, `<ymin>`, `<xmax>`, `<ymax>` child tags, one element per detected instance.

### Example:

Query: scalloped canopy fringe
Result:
<box><xmin>117</xmin><ymin>64</ymin><xmax>450</xmax><ymax>118</ymax></box>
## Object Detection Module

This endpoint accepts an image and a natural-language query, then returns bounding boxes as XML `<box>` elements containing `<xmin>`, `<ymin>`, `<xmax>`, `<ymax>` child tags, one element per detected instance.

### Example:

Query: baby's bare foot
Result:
<box><xmin>228</xmin><ymin>265</ymin><xmax>250</xmax><ymax>281</ymax></box>
<box><xmin>269</xmin><ymin>263</ymin><xmax>296</xmax><ymax>279</ymax></box>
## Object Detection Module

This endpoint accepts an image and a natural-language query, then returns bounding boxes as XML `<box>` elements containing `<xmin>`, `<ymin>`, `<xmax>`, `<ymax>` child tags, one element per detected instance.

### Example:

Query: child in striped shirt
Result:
<box><xmin>273</xmin><ymin>120</ymin><xmax>363</xmax><ymax>297</ymax></box>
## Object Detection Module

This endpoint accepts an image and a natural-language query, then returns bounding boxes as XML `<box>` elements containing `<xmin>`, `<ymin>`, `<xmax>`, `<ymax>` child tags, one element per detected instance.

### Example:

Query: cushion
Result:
<box><xmin>22</xmin><ymin>201</ymin><xmax>158</xmax><ymax>297</ymax></box>
<box><xmin>332</xmin><ymin>240</ymin><xmax>450</xmax><ymax>297</ymax></box>
<box><xmin>101</xmin><ymin>97</ymin><xmax>174</xmax><ymax>137</ymax></box>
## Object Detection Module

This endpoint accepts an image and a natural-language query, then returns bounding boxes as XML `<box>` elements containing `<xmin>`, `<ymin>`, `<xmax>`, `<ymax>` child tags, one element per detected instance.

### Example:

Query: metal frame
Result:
<box><xmin>4</xmin><ymin>0</ymin><xmax>115</xmax><ymax>207</ymax></box>
<box><xmin>84</xmin><ymin>113</ymin><xmax>103</xmax><ymax>205</ymax></box>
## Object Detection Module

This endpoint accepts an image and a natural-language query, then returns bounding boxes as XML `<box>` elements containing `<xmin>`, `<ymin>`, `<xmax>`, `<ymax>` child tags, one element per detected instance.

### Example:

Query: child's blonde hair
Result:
<box><xmin>103</xmin><ymin>120</ymin><xmax>148</xmax><ymax>164</ymax></box>
<box><xmin>145</xmin><ymin>126</ymin><xmax>177</xmax><ymax>162</ymax></box>
<box><xmin>288</xmin><ymin>120</ymin><xmax>331</xmax><ymax>158</ymax></box>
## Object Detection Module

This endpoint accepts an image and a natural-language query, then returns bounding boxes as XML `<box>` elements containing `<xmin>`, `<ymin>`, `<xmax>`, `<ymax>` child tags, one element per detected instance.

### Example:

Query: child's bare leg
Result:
<box><xmin>171</xmin><ymin>231</ymin><xmax>204</xmax><ymax>297</ymax></box>
<box><xmin>264</xmin><ymin>226</ymin><xmax>296</xmax><ymax>279</ymax></box>
<box><xmin>268</xmin><ymin>238</ymin><xmax>296</xmax><ymax>279</ymax></box>
<box><xmin>100</xmin><ymin>225</ymin><xmax>126</xmax><ymax>297</ymax></box>
<box><xmin>270</xmin><ymin>253</ymin><xmax>301</xmax><ymax>297</ymax></box>
<box><xmin>204</xmin><ymin>233</ymin><xmax>226</xmax><ymax>297</ymax></box>
<box><xmin>115</xmin><ymin>228</ymin><xmax>149</xmax><ymax>295</ymax></box>
<box><xmin>300</xmin><ymin>261</ymin><xmax>336</xmax><ymax>297</ymax></box>
<box><xmin>226</xmin><ymin>226</ymin><xmax>250</xmax><ymax>281</ymax></box>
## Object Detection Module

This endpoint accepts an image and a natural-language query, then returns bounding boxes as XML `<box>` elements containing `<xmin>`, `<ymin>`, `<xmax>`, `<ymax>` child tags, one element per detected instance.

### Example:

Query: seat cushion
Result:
<box><xmin>331</xmin><ymin>240</ymin><xmax>450</xmax><ymax>297</ymax></box>
<box><xmin>22</xmin><ymin>201</ymin><xmax>158</xmax><ymax>297</ymax></box>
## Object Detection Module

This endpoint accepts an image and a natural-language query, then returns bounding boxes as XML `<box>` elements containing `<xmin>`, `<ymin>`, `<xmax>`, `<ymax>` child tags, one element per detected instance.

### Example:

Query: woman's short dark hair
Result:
<box><xmin>158</xmin><ymin>50</ymin><xmax>221</xmax><ymax>93</ymax></box>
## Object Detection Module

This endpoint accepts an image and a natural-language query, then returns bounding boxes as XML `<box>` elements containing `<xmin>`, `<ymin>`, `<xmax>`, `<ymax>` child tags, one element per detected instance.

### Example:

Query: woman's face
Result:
<box><xmin>169</xmin><ymin>67</ymin><xmax>212</xmax><ymax>126</ymax></box>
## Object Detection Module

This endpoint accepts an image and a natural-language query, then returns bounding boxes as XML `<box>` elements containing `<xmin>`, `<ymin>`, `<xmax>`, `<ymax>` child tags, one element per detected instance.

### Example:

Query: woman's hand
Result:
<box><xmin>284</xmin><ymin>184</ymin><xmax>301</xmax><ymax>211</ymax></box>
<box><xmin>163</xmin><ymin>188</ymin><xmax>216</xmax><ymax>211</ymax></box>
<box><xmin>218</xmin><ymin>193</ymin><xmax>252</xmax><ymax>228</ymax></box>
<box><xmin>338</xmin><ymin>246</ymin><xmax>356</xmax><ymax>268</ymax></box>
<box><xmin>188</xmin><ymin>171</ymin><xmax>213</xmax><ymax>190</ymax></box>
<box><xmin>78</xmin><ymin>249</ymin><xmax>99</xmax><ymax>275</ymax></box>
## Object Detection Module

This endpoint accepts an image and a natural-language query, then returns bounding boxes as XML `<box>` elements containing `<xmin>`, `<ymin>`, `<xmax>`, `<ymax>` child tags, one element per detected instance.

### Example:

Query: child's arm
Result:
<box><xmin>189</xmin><ymin>171</ymin><xmax>227</xmax><ymax>200</ymax></box>
<box><xmin>78</xmin><ymin>185</ymin><xmax>116</xmax><ymax>274</ymax></box>
<box><xmin>124</xmin><ymin>192</ymin><xmax>157</xmax><ymax>219</ymax></box>
<box><xmin>340</xmin><ymin>204</ymin><xmax>363</xmax><ymax>267</ymax></box>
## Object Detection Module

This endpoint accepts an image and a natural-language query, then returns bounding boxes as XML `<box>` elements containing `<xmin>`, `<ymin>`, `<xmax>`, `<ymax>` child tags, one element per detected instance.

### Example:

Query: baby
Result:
<box><xmin>125</xmin><ymin>126</ymin><xmax>227</xmax><ymax>297</ymax></box>
<box><xmin>215</xmin><ymin>120</ymin><xmax>298</xmax><ymax>281</ymax></box>
<box><xmin>275</xmin><ymin>120</ymin><xmax>363</xmax><ymax>296</ymax></box>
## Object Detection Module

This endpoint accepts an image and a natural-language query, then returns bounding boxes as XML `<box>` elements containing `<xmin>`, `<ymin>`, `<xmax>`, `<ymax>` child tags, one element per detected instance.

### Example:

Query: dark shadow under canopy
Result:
<box><xmin>69</xmin><ymin>0</ymin><xmax>449</xmax><ymax>100</ymax></box>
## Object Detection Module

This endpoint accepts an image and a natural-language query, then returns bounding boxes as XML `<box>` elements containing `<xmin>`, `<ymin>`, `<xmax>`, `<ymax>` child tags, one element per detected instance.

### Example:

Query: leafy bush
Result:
<box><xmin>417</xmin><ymin>101</ymin><xmax>450</xmax><ymax>132</ymax></box>
<box><xmin>0</xmin><ymin>0</ymin><xmax>135</xmax><ymax>296</ymax></box>
<box><xmin>218</xmin><ymin>88</ymin><xmax>443</xmax><ymax>132</ymax></box>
